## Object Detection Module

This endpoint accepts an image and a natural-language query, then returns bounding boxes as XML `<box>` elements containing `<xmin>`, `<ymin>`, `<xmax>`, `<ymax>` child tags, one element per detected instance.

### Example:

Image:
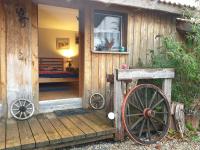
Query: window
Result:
<box><xmin>93</xmin><ymin>10</ymin><xmax>127</xmax><ymax>53</ymax></box>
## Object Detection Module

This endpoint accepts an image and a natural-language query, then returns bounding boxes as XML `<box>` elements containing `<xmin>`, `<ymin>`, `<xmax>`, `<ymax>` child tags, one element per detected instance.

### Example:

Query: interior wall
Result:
<box><xmin>38</xmin><ymin>28</ymin><xmax>79</xmax><ymax>68</ymax></box>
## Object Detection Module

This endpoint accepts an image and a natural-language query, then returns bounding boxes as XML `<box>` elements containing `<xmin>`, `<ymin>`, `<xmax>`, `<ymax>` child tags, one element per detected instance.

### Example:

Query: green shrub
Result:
<box><xmin>150</xmin><ymin>23</ymin><xmax>200</xmax><ymax>108</ymax></box>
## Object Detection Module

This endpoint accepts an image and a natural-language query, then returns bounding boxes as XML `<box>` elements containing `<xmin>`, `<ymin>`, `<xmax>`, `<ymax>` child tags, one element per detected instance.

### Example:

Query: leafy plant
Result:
<box><xmin>149</xmin><ymin>16</ymin><xmax>200</xmax><ymax>109</ymax></box>
<box><xmin>186</xmin><ymin>122</ymin><xmax>196</xmax><ymax>132</ymax></box>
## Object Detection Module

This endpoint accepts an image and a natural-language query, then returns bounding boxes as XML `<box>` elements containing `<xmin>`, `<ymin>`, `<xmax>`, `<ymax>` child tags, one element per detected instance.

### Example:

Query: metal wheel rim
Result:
<box><xmin>11</xmin><ymin>99</ymin><xmax>35</xmax><ymax>120</ymax></box>
<box><xmin>89</xmin><ymin>93</ymin><xmax>105</xmax><ymax>110</ymax></box>
<box><xmin>122</xmin><ymin>84</ymin><xmax>170</xmax><ymax>145</ymax></box>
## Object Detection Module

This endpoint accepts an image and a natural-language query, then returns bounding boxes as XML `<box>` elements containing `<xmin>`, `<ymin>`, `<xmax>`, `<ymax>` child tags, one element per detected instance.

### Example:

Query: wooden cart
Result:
<box><xmin>109</xmin><ymin>68</ymin><xmax>175</xmax><ymax>145</ymax></box>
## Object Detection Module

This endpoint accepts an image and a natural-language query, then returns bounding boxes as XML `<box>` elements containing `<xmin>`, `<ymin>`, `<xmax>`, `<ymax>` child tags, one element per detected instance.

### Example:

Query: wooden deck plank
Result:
<box><xmin>17</xmin><ymin>120</ymin><xmax>35</xmax><ymax>149</ymax></box>
<box><xmin>0</xmin><ymin>119</ymin><xmax>5</xmax><ymax>150</ymax></box>
<box><xmin>45</xmin><ymin>113</ymin><xmax>74</xmax><ymax>142</ymax></box>
<box><xmin>59</xmin><ymin>116</ymin><xmax>85</xmax><ymax>140</ymax></box>
<box><xmin>67</xmin><ymin>115</ymin><xmax>96</xmax><ymax>138</ymax></box>
<box><xmin>28</xmin><ymin>117</ymin><xmax>49</xmax><ymax>148</ymax></box>
<box><xmin>76</xmin><ymin>114</ymin><xmax>107</xmax><ymax>136</ymax></box>
<box><xmin>6</xmin><ymin>119</ymin><xmax>21</xmax><ymax>150</ymax></box>
<box><xmin>37</xmin><ymin>115</ymin><xmax>61</xmax><ymax>144</ymax></box>
<box><xmin>94</xmin><ymin>111</ymin><xmax>113</xmax><ymax>125</ymax></box>
<box><xmin>84</xmin><ymin>113</ymin><xmax>116</xmax><ymax>134</ymax></box>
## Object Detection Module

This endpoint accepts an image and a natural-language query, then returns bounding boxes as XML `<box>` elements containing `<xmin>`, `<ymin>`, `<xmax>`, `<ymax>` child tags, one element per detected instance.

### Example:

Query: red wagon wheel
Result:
<box><xmin>122</xmin><ymin>84</ymin><xmax>170</xmax><ymax>145</ymax></box>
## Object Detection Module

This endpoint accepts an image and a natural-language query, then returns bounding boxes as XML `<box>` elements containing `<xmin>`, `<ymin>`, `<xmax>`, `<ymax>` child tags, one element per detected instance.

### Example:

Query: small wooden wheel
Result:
<box><xmin>122</xmin><ymin>84</ymin><xmax>170</xmax><ymax>145</ymax></box>
<box><xmin>89</xmin><ymin>93</ymin><xmax>105</xmax><ymax>110</ymax></box>
<box><xmin>11</xmin><ymin>99</ymin><xmax>35</xmax><ymax>120</ymax></box>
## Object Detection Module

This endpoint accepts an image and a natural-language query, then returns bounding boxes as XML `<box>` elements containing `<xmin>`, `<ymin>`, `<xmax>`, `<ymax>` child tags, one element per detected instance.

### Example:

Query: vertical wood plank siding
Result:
<box><xmin>83</xmin><ymin>7</ymin><xmax>177</xmax><ymax>109</ymax></box>
<box><xmin>2</xmin><ymin>0</ymin><xmax>38</xmax><ymax>117</ymax></box>
<box><xmin>31</xmin><ymin>3</ymin><xmax>39</xmax><ymax>113</ymax></box>
<box><xmin>0</xmin><ymin>0</ymin><xmax>7</xmax><ymax>117</ymax></box>
<box><xmin>0</xmin><ymin>0</ymin><xmax>177</xmax><ymax>113</ymax></box>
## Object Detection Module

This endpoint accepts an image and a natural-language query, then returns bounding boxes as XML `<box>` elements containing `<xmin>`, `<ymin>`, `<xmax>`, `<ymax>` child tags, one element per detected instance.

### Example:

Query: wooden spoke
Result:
<box><xmin>147</xmin><ymin>119</ymin><xmax>151</xmax><ymax>141</ymax></box>
<box><xmin>25</xmin><ymin>103</ymin><xmax>31</xmax><ymax>107</ymax></box>
<box><xmin>126</xmin><ymin>113</ymin><xmax>143</xmax><ymax>117</ymax></box>
<box><xmin>151</xmin><ymin>98</ymin><xmax>164</xmax><ymax>110</ymax></box>
<box><xmin>148</xmin><ymin>91</ymin><xmax>157</xmax><ymax>108</ymax></box>
<box><xmin>19</xmin><ymin>112</ymin><xmax>23</xmax><ymax>118</ymax></box>
<box><xmin>139</xmin><ymin>119</ymin><xmax>146</xmax><ymax>138</ymax></box>
<box><xmin>18</xmin><ymin>101</ymin><xmax>22</xmax><ymax>107</ymax></box>
<box><xmin>122</xmin><ymin>84</ymin><xmax>170</xmax><ymax>145</ymax></box>
<box><xmin>130</xmin><ymin>117</ymin><xmax>144</xmax><ymax>130</ymax></box>
<box><xmin>135</xmin><ymin>91</ymin><xmax>144</xmax><ymax>109</ymax></box>
<box><xmin>155</xmin><ymin>112</ymin><xmax>168</xmax><ymax>114</ymax></box>
<box><xmin>152</xmin><ymin>117</ymin><xmax>166</xmax><ymax>126</ymax></box>
<box><xmin>14</xmin><ymin>104</ymin><xmax>20</xmax><ymax>108</ymax></box>
<box><xmin>128</xmin><ymin>101</ymin><xmax>143</xmax><ymax>112</ymax></box>
<box><xmin>149</xmin><ymin>118</ymin><xmax>158</xmax><ymax>133</ymax></box>
<box><xmin>14</xmin><ymin>111</ymin><xmax>20</xmax><ymax>115</ymax></box>
<box><xmin>145</xmin><ymin>87</ymin><xmax>148</xmax><ymax>108</ymax></box>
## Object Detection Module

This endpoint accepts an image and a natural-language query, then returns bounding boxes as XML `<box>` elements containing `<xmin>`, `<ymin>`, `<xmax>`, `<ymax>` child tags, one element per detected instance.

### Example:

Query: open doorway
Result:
<box><xmin>38</xmin><ymin>4</ymin><xmax>80</xmax><ymax>101</ymax></box>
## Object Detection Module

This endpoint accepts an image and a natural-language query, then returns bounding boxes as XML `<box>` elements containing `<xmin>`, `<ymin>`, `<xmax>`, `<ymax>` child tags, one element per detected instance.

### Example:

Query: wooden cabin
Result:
<box><xmin>0</xmin><ymin>0</ymin><xmax>198</xmax><ymax>149</ymax></box>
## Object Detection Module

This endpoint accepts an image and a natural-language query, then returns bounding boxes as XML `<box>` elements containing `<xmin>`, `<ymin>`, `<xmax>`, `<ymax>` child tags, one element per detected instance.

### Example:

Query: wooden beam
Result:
<box><xmin>176</xmin><ymin>19</ymin><xmax>193</xmax><ymax>33</ymax></box>
<box><xmin>90</xmin><ymin>0</ymin><xmax>183</xmax><ymax>14</ymax></box>
<box><xmin>162</xmin><ymin>79</ymin><xmax>172</xmax><ymax>104</ymax></box>
<box><xmin>117</xmin><ymin>68</ymin><xmax>175</xmax><ymax>80</ymax></box>
<box><xmin>39</xmin><ymin>98</ymin><xmax>82</xmax><ymax>113</ymax></box>
<box><xmin>31</xmin><ymin>2</ymin><xmax>39</xmax><ymax>114</ymax></box>
<box><xmin>5</xmin><ymin>0</ymin><xmax>33</xmax><ymax>118</ymax></box>
<box><xmin>113</xmin><ymin>70</ymin><xmax>124</xmax><ymax>141</ymax></box>
<box><xmin>0</xmin><ymin>0</ymin><xmax>7</xmax><ymax>119</ymax></box>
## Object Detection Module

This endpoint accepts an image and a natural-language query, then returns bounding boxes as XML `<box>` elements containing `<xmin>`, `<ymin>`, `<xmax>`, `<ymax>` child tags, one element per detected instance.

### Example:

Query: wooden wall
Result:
<box><xmin>0</xmin><ymin>0</ymin><xmax>179</xmax><ymax>117</ymax></box>
<box><xmin>82</xmin><ymin>3</ymin><xmax>177</xmax><ymax>109</ymax></box>
<box><xmin>0</xmin><ymin>0</ymin><xmax>7</xmax><ymax>117</ymax></box>
<box><xmin>0</xmin><ymin>0</ymin><xmax>38</xmax><ymax>117</ymax></box>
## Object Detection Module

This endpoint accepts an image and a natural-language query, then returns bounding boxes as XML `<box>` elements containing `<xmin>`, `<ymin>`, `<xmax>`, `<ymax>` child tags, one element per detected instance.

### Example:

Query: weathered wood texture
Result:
<box><xmin>0</xmin><ymin>111</ymin><xmax>115</xmax><ymax>150</ymax></box>
<box><xmin>31</xmin><ymin>3</ymin><xmax>39</xmax><ymax>113</ymax></box>
<box><xmin>117</xmin><ymin>68</ymin><xmax>175</xmax><ymax>80</ymax></box>
<box><xmin>83</xmin><ymin>6</ymin><xmax>177</xmax><ymax>109</ymax></box>
<box><xmin>0</xmin><ymin>0</ymin><xmax>178</xmax><ymax>117</ymax></box>
<box><xmin>91</xmin><ymin>0</ymin><xmax>183</xmax><ymax>14</ymax></box>
<box><xmin>113</xmin><ymin>71</ymin><xmax>124</xmax><ymax>141</ymax></box>
<box><xmin>0</xmin><ymin>0</ymin><xmax>6</xmax><ymax>118</ymax></box>
<box><xmin>114</xmin><ymin>69</ymin><xmax>174</xmax><ymax>140</ymax></box>
<box><xmin>3</xmin><ymin>0</ymin><xmax>38</xmax><ymax>117</ymax></box>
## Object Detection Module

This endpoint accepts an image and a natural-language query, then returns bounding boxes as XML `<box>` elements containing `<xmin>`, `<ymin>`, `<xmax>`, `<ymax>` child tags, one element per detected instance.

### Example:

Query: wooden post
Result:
<box><xmin>5</xmin><ymin>0</ymin><xmax>36</xmax><ymax>117</ymax></box>
<box><xmin>113</xmin><ymin>70</ymin><xmax>124</xmax><ymax>140</ymax></box>
<box><xmin>162</xmin><ymin>79</ymin><xmax>172</xmax><ymax>105</ymax></box>
<box><xmin>0</xmin><ymin>0</ymin><xmax>7</xmax><ymax>118</ymax></box>
<box><xmin>31</xmin><ymin>3</ymin><xmax>39</xmax><ymax>113</ymax></box>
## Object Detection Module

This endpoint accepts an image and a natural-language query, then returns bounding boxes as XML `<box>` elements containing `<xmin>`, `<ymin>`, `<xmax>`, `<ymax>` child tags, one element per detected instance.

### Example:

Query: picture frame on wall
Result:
<box><xmin>56</xmin><ymin>38</ymin><xmax>70</xmax><ymax>49</ymax></box>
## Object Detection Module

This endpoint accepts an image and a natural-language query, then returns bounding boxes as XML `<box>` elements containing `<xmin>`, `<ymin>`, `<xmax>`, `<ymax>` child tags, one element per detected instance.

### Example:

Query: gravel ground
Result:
<box><xmin>67</xmin><ymin>137</ymin><xmax>200</xmax><ymax>150</ymax></box>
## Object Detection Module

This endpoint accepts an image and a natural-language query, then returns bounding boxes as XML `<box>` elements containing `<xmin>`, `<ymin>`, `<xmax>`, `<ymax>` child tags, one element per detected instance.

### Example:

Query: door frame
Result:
<box><xmin>35</xmin><ymin>0</ymin><xmax>85</xmax><ymax>112</ymax></box>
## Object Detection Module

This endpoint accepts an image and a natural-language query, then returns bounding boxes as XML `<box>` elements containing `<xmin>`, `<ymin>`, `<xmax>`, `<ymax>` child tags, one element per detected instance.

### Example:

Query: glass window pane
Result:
<box><xmin>94</xmin><ymin>12</ymin><xmax>122</xmax><ymax>52</ymax></box>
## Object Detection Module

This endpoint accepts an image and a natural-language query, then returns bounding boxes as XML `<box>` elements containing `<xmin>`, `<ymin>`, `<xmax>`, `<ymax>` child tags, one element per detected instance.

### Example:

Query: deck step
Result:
<box><xmin>0</xmin><ymin>111</ymin><xmax>115</xmax><ymax>150</ymax></box>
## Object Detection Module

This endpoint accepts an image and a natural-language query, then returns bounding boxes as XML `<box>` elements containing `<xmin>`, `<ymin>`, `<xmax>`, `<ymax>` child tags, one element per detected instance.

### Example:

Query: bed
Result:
<box><xmin>39</xmin><ymin>58</ymin><xmax>79</xmax><ymax>83</ymax></box>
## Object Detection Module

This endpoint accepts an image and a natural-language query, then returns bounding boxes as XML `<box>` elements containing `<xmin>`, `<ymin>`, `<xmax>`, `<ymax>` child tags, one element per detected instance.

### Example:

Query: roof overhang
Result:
<box><xmin>90</xmin><ymin>0</ymin><xmax>195</xmax><ymax>14</ymax></box>
<box><xmin>33</xmin><ymin>0</ymin><xmax>197</xmax><ymax>15</ymax></box>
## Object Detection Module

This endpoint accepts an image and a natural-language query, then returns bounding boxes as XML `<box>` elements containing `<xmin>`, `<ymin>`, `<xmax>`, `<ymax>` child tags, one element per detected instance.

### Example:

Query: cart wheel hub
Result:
<box><xmin>143</xmin><ymin>108</ymin><xmax>155</xmax><ymax>118</ymax></box>
<box><xmin>19</xmin><ymin>106</ymin><xmax>27</xmax><ymax>112</ymax></box>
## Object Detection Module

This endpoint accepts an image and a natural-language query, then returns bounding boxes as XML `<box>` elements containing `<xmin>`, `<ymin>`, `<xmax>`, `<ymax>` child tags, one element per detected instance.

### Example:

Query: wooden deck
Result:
<box><xmin>0</xmin><ymin>111</ymin><xmax>115</xmax><ymax>150</ymax></box>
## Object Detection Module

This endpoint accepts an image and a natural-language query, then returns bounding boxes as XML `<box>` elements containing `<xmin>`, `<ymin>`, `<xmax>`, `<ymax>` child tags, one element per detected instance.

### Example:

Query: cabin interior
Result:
<box><xmin>38</xmin><ymin>5</ymin><xmax>80</xmax><ymax>101</ymax></box>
